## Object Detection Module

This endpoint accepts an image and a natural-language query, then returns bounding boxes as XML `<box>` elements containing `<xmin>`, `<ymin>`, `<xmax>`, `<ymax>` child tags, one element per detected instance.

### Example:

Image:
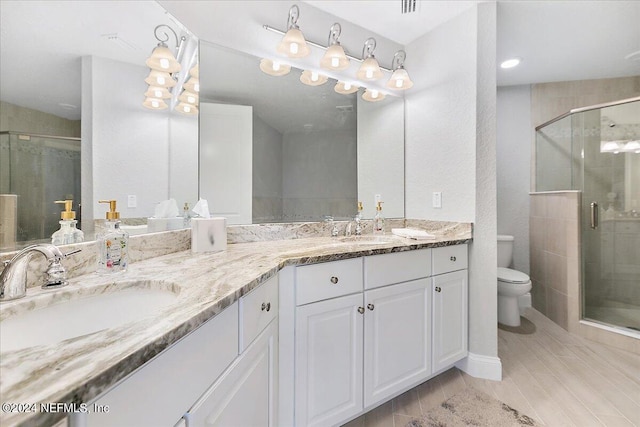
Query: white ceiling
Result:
<box><xmin>2</xmin><ymin>1</ymin><xmax>639</xmax><ymax>122</ymax></box>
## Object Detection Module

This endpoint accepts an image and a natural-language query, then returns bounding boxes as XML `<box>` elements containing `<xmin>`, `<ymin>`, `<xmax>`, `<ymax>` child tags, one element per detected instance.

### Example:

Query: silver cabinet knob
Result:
<box><xmin>261</xmin><ymin>302</ymin><xmax>271</xmax><ymax>312</ymax></box>
<box><xmin>367</xmin><ymin>303</ymin><xmax>374</xmax><ymax>311</ymax></box>
<box><xmin>357</xmin><ymin>306</ymin><xmax>365</xmax><ymax>314</ymax></box>
<box><xmin>330</xmin><ymin>276</ymin><xmax>339</xmax><ymax>284</ymax></box>
<box><xmin>435</xmin><ymin>286</ymin><xmax>442</xmax><ymax>293</ymax></box>
<box><xmin>450</xmin><ymin>256</ymin><xmax>457</xmax><ymax>262</ymax></box>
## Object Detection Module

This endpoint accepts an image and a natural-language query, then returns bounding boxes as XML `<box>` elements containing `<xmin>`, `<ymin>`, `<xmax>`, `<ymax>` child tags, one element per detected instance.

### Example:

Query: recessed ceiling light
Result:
<box><xmin>500</xmin><ymin>58</ymin><xmax>521</xmax><ymax>69</ymax></box>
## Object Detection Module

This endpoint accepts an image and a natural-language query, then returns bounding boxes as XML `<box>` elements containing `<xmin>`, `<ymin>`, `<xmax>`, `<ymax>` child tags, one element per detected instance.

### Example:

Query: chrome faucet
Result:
<box><xmin>0</xmin><ymin>244</ymin><xmax>80</xmax><ymax>301</ymax></box>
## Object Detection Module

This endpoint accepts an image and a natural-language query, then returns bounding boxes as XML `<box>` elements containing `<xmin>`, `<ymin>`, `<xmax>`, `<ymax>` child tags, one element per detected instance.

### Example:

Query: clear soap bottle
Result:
<box><xmin>51</xmin><ymin>200</ymin><xmax>84</xmax><ymax>245</ymax></box>
<box><xmin>373</xmin><ymin>201</ymin><xmax>385</xmax><ymax>235</ymax></box>
<box><xmin>96</xmin><ymin>199</ymin><xmax>129</xmax><ymax>274</ymax></box>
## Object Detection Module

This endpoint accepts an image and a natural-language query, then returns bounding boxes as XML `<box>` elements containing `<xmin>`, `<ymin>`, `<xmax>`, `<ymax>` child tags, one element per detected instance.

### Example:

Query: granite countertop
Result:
<box><xmin>0</xmin><ymin>229</ymin><xmax>471</xmax><ymax>427</ymax></box>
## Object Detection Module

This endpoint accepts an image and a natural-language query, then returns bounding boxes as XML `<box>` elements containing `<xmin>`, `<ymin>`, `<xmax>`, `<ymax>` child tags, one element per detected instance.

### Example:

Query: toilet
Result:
<box><xmin>497</xmin><ymin>235</ymin><xmax>532</xmax><ymax>327</ymax></box>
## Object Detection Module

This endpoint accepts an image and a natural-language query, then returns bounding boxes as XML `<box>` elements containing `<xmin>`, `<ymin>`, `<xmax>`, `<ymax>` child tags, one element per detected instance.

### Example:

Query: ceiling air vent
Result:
<box><xmin>401</xmin><ymin>0</ymin><xmax>417</xmax><ymax>14</ymax></box>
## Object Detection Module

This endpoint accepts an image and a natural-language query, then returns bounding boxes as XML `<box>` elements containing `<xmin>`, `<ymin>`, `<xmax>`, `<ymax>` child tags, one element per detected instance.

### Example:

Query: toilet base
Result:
<box><xmin>498</xmin><ymin>294</ymin><xmax>522</xmax><ymax>327</ymax></box>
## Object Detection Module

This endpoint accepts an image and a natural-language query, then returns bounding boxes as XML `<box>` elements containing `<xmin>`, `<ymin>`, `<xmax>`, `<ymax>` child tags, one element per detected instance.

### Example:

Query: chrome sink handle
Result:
<box><xmin>0</xmin><ymin>245</ymin><xmax>81</xmax><ymax>301</ymax></box>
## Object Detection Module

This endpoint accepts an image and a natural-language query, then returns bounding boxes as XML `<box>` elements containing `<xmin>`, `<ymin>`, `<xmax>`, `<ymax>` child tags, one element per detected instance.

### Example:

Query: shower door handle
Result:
<box><xmin>590</xmin><ymin>202</ymin><xmax>598</xmax><ymax>229</ymax></box>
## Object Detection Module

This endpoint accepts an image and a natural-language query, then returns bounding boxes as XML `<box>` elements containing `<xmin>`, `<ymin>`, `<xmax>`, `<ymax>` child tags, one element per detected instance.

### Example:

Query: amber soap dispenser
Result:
<box><xmin>96</xmin><ymin>199</ymin><xmax>129</xmax><ymax>274</ymax></box>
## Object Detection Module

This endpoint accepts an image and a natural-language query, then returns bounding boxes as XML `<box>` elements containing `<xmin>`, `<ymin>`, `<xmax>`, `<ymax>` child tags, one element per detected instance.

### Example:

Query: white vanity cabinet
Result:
<box><xmin>281</xmin><ymin>245</ymin><xmax>468</xmax><ymax>427</ymax></box>
<box><xmin>83</xmin><ymin>276</ymin><xmax>278</xmax><ymax>427</ymax></box>
<box><xmin>431</xmin><ymin>245</ymin><xmax>468</xmax><ymax>373</ymax></box>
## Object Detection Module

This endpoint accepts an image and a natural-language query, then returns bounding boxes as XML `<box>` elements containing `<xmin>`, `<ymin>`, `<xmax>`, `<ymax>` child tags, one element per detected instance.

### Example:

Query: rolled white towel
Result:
<box><xmin>391</xmin><ymin>228</ymin><xmax>436</xmax><ymax>240</ymax></box>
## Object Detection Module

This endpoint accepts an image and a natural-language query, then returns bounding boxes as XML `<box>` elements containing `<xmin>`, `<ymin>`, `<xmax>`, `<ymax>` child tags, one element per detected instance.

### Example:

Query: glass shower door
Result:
<box><xmin>581</xmin><ymin>101</ymin><xmax>640</xmax><ymax>332</ymax></box>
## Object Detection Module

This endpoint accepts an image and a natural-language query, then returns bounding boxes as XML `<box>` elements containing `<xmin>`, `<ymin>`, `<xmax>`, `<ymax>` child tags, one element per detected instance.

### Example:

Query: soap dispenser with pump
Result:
<box><xmin>96</xmin><ymin>199</ymin><xmax>129</xmax><ymax>274</ymax></box>
<box><xmin>51</xmin><ymin>199</ymin><xmax>84</xmax><ymax>245</ymax></box>
<box><xmin>373</xmin><ymin>201</ymin><xmax>385</xmax><ymax>235</ymax></box>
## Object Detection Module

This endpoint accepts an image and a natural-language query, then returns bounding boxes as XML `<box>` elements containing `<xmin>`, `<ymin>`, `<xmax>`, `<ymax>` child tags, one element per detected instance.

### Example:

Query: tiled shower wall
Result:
<box><xmin>529</xmin><ymin>191</ymin><xmax>580</xmax><ymax>331</ymax></box>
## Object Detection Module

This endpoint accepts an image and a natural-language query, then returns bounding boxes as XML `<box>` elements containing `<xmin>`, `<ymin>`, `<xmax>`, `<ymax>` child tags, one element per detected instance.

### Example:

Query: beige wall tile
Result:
<box><xmin>545</xmin><ymin>218</ymin><xmax>567</xmax><ymax>256</ymax></box>
<box><xmin>547</xmin><ymin>288</ymin><xmax>569</xmax><ymax>330</ymax></box>
<box><xmin>546</xmin><ymin>252</ymin><xmax>568</xmax><ymax>294</ymax></box>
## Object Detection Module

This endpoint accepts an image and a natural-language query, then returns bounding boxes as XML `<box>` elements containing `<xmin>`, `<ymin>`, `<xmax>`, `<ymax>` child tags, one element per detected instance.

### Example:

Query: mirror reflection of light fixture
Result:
<box><xmin>357</xmin><ymin>38</ymin><xmax>383</xmax><ymax>81</ymax></box>
<box><xmin>320</xmin><ymin>23</ymin><xmax>349</xmax><ymax>71</ymax></box>
<box><xmin>183</xmin><ymin>77</ymin><xmax>200</xmax><ymax>93</ymax></box>
<box><xmin>386</xmin><ymin>50</ymin><xmax>413</xmax><ymax>90</ymax></box>
<box><xmin>259</xmin><ymin>58</ymin><xmax>291</xmax><ymax>76</ymax></box>
<box><xmin>600</xmin><ymin>140</ymin><xmax>625</xmax><ymax>153</ymax></box>
<box><xmin>362</xmin><ymin>88</ymin><xmax>385</xmax><ymax>102</ymax></box>
<box><xmin>144</xmin><ymin>86</ymin><xmax>172</xmax><ymax>99</ymax></box>
<box><xmin>143</xmin><ymin>97</ymin><xmax>169</xmax><ymax>110</ymax></box>
<box><xmin>277</xmin><ymin>5</ymin><xmax>310</xmax><ymax>58</ymax></box>
<box><xmin>176</xmin><ymin>102</ymin><xmax>198</xmax><ymax>115</ymax></box>
<box><xmin>624</xmin><ymin>140</ymin><xmax>640</xmax><ymax>153</ymax></box>
<box><xmin>189</xmin><ymin>64</ymin><xmax>199</xmax><ymax>79</ymax></box>
<box><xmin>300</xmin><ymin>70</ymin><xmax>328</xmax><ymax>86</ymax></box>
<box><xmin>178</xmin><ymin>90</ymin><xmax>199</xmax><ymax>104</ymax></box>
<box><xmin>145</xmin><ymin>70</ymin><xmax>176</xmax><ymax>88</ymax></box>
<box><xmin>335</xmin><ymin>81</ymin><xmax>359</xmax><ymax>95</ymax></box>
<box><xmin>145</xmin><ymin>25</ymin><xmax>184</xmax><ymax>73</ymax></box>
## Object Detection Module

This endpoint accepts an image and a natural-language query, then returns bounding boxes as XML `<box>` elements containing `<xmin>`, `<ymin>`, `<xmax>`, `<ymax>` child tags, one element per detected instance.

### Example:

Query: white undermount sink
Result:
<box><xmin>0</xmin><ymin>282</ymin><xmax>180</xmax><ymax>352</ymax></box>
<box><xmin>338</xmin><ymin>236</ymin><xmax>400</xmax><ymax>245</ymax></box>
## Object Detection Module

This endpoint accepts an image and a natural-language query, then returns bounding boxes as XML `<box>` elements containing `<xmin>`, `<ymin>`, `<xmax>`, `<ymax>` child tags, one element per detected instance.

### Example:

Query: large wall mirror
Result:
<box><xmin>199</xmin><ymin>41</ymin><xmax>405</xmax><ymax>225</ymax></box>
<box><xmin>0</xmin><ymin>1</ymin><xmax>198</xmax><ymax>251</ymax></box>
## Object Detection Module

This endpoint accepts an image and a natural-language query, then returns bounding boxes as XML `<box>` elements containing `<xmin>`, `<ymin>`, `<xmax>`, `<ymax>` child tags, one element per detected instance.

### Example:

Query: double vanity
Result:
<box><xmin>0</xmin><ymin>222</ymin><xmax>471</xmax><ymax>427</ymax></box>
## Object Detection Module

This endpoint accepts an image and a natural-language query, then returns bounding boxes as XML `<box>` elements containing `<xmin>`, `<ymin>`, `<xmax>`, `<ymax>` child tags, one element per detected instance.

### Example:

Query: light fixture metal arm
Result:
<box><xmin>286</xmin><ymin>4</ymin><xmax>300</xmax><ymax>30</ymax></box>
<box><xmin>328</xmin><ymin>23</ymin><xmax>342</xmax><ymax>46</ymax></box>
<box><xmin>154</xmin><ymin>24</ymin><xmax>180</xmax><ymax>48</ymax></box>
<box><xmin>392</xmin><ymin>50</ymin><xmax>407</xmax><ymax>70</ymax></box>
<box><xmin>361</xmin><ymin>37</ymin><xmax>377</xmax><ymax>59</ymax></box>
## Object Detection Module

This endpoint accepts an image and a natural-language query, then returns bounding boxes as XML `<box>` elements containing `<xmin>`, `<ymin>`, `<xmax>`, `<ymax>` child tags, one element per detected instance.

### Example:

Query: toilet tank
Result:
<box><xmin>497</xmin><ymin>234</ymin><xmax>514</xmax><ymax>268</ymax></box>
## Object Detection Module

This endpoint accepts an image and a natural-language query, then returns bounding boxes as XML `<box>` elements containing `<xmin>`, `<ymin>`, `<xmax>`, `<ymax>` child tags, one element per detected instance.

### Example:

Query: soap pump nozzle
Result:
<box><xmin>55</xmin><ymin>200</ymin><xmax>76</xmax><ymax>220</ymax></box>
<box><xmin>98</xmin><ymin>199</ymin><xmax>120</xmax><ymax>220</ymax></box>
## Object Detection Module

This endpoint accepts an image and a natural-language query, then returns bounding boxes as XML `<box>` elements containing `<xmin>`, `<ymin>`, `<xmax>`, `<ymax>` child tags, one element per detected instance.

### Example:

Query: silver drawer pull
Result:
<box><xmin>261</xmin><ymin>302</ymin><xmax>271</xmax><ymax>312</ymax></box>
<box><xmin>330</xmin><ymin>276</ymin><xmax>339</xmax><ymax>284</ymax></box>
<box><xmin>450</xmin><ymin>256</ymin><xmax>456</xmax><ymax>262</ymax></box>
<box><xmin>435</xmin><ymin>286</ymin><xmax>442</xmax><ymax>293</ymax></box>
<box><xmin>357</xmin><ymin>306</ymin><xmax>365</xmax><ymax>314</ymax></box>
<box><xmin>367</xmin><ymin>303</ymin><xmax>374</xmax><ymax>311</ymax></box>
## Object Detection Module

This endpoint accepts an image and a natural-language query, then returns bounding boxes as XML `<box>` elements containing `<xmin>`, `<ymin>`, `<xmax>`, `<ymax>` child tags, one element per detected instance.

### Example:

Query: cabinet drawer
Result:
<box><xmin>240</xmin><ymin>275</ymin><xmax>278</xmax><ymax>352</ymax></box>
<box><xmin>432</xmin><ymin>244</ymin><xmax>468</xmax><ymax>275</ymax></box>
<box><xmin>296</xmin><ymin>258</ymin><xmax>363</xmax><ymax>306</ymax></box>
<box><xmin>364</xmin><ymin>248</ymin><xmax>432</xmax><ymax>289</ymax></box>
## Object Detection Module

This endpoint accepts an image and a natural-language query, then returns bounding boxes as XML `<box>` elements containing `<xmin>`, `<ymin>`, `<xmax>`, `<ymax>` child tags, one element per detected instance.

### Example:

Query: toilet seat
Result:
<box><xmin>497</xmin><ymin>267</ymin><xmax>529</xmax><ymax>284</ymax></box>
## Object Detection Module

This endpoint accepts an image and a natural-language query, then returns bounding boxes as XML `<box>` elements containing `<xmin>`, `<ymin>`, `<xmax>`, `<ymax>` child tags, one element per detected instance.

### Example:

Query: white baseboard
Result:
<box><xmin>455</xmin><ymin>352</ymin><xmax>502</xmax><ymax>381</ymax></box>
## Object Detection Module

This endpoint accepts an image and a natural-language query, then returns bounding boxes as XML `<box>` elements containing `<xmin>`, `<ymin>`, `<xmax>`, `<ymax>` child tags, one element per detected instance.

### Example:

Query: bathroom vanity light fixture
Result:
<box><xmin>145</xmin><ymin>25</ymin><xmax>184</xmax><ymax>73</ymax></box>
<box><xmin>320</xmin><ymin>23</ymin><xmax>349</xmax><ymax>71</ymax></box>
<box><xmin>386</xmin><ymin>50</ymin><xmax>413</xmax><ymax>90</ymax></box>
<box><xmin>300</xmin><ymin>70</ymin><xmax>328</xmax><ymax>86</ymax></box>
<box><xmin>362</xmin><ymin>88</ymin><xmax>385</xmax><ymax>102</ymax></box>
<box><xmin>144</xmin><ymin>86</ymin><xmax>172</xmax><ymax>99</ymax></box>
<box><xmin>357</xmin><ymin>38</ymin><xmax>383</xmax><ymax>81</ymax></box>
<box><xmin>260</xmin><ymin>58</ymin><xmax>292</xmax><ymax>76</ymax></box>
<box><xmin>144</xmin><ymin>70</ymin><xmax>176</xmax><ymax>88</ymax></box>
<box><xmin>143</xmin><ymin>97</ymin><xmax>169</xmax><ymax>110</ymax></box>
<box><xmin>178</xmin><ymin>90</ymin><xmax>199</xmax><ymax>105</ymax></box>
<box><xmin>334</xmin><ymin>81</ymin><xmax>359</xmax><ymax>95</ymax></box>
<box><xmin>175</xmin><ymin>102</ymin><xmax>198</xmax><ymax>115</ymax></box>
<box><xmin>277</xmin><ymin>5</ymin><xmax>310</xmax><ymax>58</ymax></box>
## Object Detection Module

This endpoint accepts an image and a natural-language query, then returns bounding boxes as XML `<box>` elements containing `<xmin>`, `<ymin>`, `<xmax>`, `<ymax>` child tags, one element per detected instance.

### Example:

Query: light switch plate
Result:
<box><xmin>432</xmin><ymin>192</ymin><xmax>442</xmax><ymax>208</ymax></box>
<box><xmin>127</xmin><ymin>195</ymin><xmax>137</xmax><ymax>208</ymax></box>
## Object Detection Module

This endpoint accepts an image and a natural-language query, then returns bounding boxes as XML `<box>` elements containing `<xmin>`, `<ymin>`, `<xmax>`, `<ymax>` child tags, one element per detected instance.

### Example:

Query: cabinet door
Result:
<box><xmin>363</xmin><ymin>279</ymin><xmax>431</xmax><ymax>408</ymax></box>
<box><xmin>295</xmin><ymin>293</ymin><xmax>364</xmax><ymax>427</ymax></box>
<box><xmin>186</xmin><ymin>319</ymin><xmax>278</xmax><ymax>427</ymax></box>
<box><xmin>432</xmin><ymin>270</ymin><xmax>468</xmax><ymax>372</ymax></box>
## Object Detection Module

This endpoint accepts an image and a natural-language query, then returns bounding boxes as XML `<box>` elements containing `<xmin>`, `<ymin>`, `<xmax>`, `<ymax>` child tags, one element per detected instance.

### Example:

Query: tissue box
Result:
<box><xmin>191</xmin><ymin>217</ymin><xmax>227</xmax><ymax>253</ymax></box>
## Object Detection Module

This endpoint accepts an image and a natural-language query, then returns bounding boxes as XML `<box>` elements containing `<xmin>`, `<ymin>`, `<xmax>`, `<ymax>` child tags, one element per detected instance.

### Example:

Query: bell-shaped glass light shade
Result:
<box><xmin>144</xmin><ymin>85</ymin><xmax>172</xmax><ymax>99</ymax></box>
<box><xmin>145</xmin><ymin>70</ymin><xmax>176</xmax><ymax>88</ymax></box>
<box><xmin>277</xmin><ymin>28</ymin><xmax>310</xmax><ymax>58</ymax></box>
<box><xmin>143</xmin><ymin>97</ymin><xmax>168</xmax><ymax>110</ymax></box>
<box><xmin>600</xmin><ymin>140</ymin><xmax>624</xmax><ymax>153</ymax></box>
<box><xmin>300</xmin><ymin>70</ymin><xmax>328</xmax><ymax>86</ymax></box>
<box><xmin>145</xmin><ymin>44</ymin><xmax>181</xmax><ymax>73</ymax></box>
<box><xmin>259</xmin><ymin>58</ymin><xmax>291</xmax><ymax>77</ymax></box>
<box><xmin>179</xmin><ymin>90</ymin><xmax>199</xmax><ymax>105</ymax></box>
<box><xmin>320</xmin><ymin>44</ymin><xmax>350</xmax><ymax>70</ymax></box>
<box><xmin>189</xmin><ymin>64</ymin><xmax>200</xmax><ymax>79</ymax></box>
<box><xmin>386</xmin><ymin>68</ymin><xmax>414</xmax><ymax>90</ymax></box>
<box><xmin>176</xmin><ymin>102</ymin><xmax>199</xmax><ymax>115</ymax></box>
<box><xmin>362</xmin><ymin>89</ymin><xmax>385</xmax><ymax>102</ymax></box>
<box><xmin>183</xmin><ymin>77</ymin><xmax>200</xmax><ymax>93</ymax></box>
<box><xmin>356</xmin><ymin>57</ymin><xmax>383</xmax><ymax>81</ymax></box>
<box><xmin>334</xmin><ymin>81</ymin><xmax>359</xmax><ymax>95</ymax></box>
<box><xmin>624</xmin><ymin>140</ymin><xmax>640</xmax><ymax>152</ymax></box>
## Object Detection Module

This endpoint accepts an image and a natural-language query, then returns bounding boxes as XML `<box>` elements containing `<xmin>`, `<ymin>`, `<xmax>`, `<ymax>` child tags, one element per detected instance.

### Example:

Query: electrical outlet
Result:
<box><xmin>127</xmin><ymin>195</ymin><xmax>137</xmax><ymax>208</ymax></box>
<box><xmin>432</xmin><ymin>192</ymin><xmax>442</xmax><ymax>208</ymax></box>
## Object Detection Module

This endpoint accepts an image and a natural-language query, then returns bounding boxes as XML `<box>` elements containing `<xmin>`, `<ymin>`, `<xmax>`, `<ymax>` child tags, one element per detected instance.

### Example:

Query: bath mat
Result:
<box><xmin>498</xmin><ymin>316</ymin><xmax>536</xmax><ymax>335</ymax></box>
<box><xmin>406</xmin><ymin>387</ymin><xmax>538</xmax><ymax>427</ymax></box>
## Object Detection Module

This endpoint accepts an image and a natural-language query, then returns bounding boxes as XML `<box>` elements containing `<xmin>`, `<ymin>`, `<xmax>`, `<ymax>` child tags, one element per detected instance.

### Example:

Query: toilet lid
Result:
<box><xmin>497</xmin><ymin>267</ymin><xmax>530</xmax><ymax>284</ymax></box>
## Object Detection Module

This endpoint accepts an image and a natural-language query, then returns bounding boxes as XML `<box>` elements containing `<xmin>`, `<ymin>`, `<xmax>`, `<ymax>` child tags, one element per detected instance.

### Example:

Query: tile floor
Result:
<box><xmin>343</xmin><ymin>308</ymin><xmax>640</xmax><ymax>426</ymax></box>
